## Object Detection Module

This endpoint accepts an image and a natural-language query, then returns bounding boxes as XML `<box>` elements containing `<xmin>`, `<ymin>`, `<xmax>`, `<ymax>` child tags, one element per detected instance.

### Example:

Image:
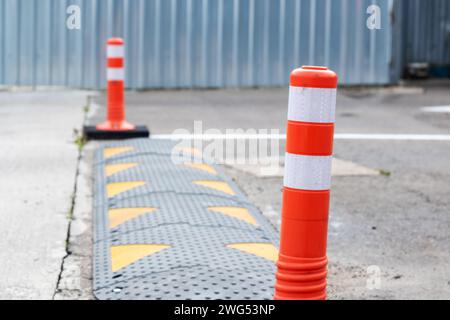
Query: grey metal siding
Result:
<box><xmin>0</xmin><ymin>0</ymin><xmax>395</xmax><ymax>89</ymax></box>
<box><xmin>403</xmin><ymin>0</ymin><xmax>450</xmax><ymax>66</ymax></box>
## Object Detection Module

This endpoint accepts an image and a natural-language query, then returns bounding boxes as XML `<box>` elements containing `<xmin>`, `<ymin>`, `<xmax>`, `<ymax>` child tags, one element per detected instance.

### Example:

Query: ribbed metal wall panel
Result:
<box><xmin>0</xmin><ymin>0</ymin><xmax>395</xmax><ymax>89</ymax></box>
<box><xmin>403</xmin><ymin>0</ymin><xmax>450</xmax><ymax>66</ymax></box>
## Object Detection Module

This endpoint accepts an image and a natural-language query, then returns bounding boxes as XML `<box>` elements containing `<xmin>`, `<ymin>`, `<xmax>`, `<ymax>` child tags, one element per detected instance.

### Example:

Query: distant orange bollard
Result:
<box><xmin>83</xmin><ymin>37</ymin><xmax>149</xmax><ymax>140</ymax></box>
<box><xmin>97</xmin><ymin>38</ymin><xmax>134</xmax><ymax>131</ymax></box>
<box><xmin>274</xmin><ymin>66</ymin><xmax>338</xmax><ymax>300</ymax></box>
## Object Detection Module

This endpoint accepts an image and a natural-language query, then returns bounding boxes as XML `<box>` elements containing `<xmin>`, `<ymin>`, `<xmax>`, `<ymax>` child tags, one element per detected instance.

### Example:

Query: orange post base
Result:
<box><xmin>274</xmin><ymin>188</ymin><xmax>329</xmax><ymax>300</ymax></box>
<box><xmin>274</xmin><ymin>254</ymin><xmax>327</xmax><ymax>300</ymax></box>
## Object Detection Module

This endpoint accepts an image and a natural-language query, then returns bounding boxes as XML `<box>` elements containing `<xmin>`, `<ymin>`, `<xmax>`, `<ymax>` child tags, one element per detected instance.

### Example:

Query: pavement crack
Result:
<box><xmin>52</xmin><ymin>99</ymin><xmax>89</xmax><ymax>300</ymax></box>
<box><xmin>405</xmin><ymin>186</ymin><xmax>433</xmax><ymax>204</ymax></box>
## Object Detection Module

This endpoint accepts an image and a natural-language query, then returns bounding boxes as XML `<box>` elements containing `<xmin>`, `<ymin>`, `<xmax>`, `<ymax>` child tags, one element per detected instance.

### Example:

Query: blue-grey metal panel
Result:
<box><xmin>389</xmin><ymin>0</ymin><xmax>405</xmax><ymax>83</ymax></box>
<box><xmin>0</xmin><ymin>0</ymin><xmax>396</xmax><ymax>89</ymax></box>
<box><xmin>403</xmin><ymin>0</ymin><xmax>450</xmax><ymax>66</ymax></box>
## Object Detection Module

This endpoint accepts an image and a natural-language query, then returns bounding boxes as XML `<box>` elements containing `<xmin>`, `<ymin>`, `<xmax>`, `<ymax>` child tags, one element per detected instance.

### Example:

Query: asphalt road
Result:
<box><xmin>89</xmin><ymin>82</ymin><xmax>450</xmax><ymax>299</ymax></box>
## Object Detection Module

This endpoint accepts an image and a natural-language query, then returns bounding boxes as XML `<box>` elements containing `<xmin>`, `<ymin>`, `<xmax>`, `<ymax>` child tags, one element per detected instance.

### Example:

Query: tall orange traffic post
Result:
<box><xmin>274</xmin><ymin>66</ymin><xmax>337</xmax><ymax>300</ymax></box>
<box><xmin>83</xmin><ymin>37</ymin><xmax>149</xmax><ymax>140</ymax></box>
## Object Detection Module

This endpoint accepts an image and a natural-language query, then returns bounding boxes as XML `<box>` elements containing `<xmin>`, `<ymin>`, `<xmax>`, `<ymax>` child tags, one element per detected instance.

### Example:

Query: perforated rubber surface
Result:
<box><xmin>93</xmin><ymin>139</ymin><xmax>279</xmax><ymax>300</ymax></box>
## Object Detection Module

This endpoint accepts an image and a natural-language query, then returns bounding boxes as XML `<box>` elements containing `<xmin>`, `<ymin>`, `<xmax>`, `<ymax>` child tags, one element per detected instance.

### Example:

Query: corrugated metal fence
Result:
<box><xmin>403</xmin><ymin>0</ymin><xmax>450</xmax><ymax>66</ymax></box>
<box><xmin>1</xmin><ymin>0</ymin><xmax>397</xmax><ymax>89</ymax></box>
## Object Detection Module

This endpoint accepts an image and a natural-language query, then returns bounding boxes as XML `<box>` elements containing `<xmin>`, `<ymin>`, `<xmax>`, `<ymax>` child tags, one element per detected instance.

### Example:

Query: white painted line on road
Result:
<box><xmin>151</xmin><ymin>133</ymin><xmax>450</xmax><ymax>141</ymax></box>
<box><xmin>335</xmin><ymin>134</ymin><xmax>450</xmax><ymax>141</ymax></box>
<box><xmin>421</xmin><ymin>106</ymin><xmax>450</xmax><ymax>113</ymax></box>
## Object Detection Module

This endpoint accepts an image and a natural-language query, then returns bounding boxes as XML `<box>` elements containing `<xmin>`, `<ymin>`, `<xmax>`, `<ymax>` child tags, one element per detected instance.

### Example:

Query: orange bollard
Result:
<box><xmin>274</xmin><ymin>66</ymin><xmax>338</xmax><ymax>300</ymax></box>
<box><xmin>84</xmin><ymin>38</ymin><xmax>149</xmax><ymax>140</ymax></box>
<box><xmin>97</xmin><ymin>38</ymin><xmax>134</xmax><ymax>131</ymax></box>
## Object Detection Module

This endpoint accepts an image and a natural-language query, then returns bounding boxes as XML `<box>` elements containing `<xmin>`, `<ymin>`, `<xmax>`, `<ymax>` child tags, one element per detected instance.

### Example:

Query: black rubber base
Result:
<box><xmin>83</xmin><ymin>125</ymin><xmax>150</xmax><ymax>140</ymax></box>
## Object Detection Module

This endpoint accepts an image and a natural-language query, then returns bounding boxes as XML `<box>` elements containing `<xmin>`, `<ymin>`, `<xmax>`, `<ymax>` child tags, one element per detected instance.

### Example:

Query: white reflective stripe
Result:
<box><xmin>288</xmin><ymin>86</ymin><xmax>336</xmax><ymax>123</ymax></box>
<box><xmin>283</xmin><ymin>153</ymin><xmax>332</xmax><ymax>190</ymax></box>
<box><xmin>107</xmin><ymin>68</ymin><xmax>124</xmax><ymax>81</ymax></box>
<box><xmin>107</xmin><ymin>45</ymin><xmax>124</xmax><ymax>58</ymax></box>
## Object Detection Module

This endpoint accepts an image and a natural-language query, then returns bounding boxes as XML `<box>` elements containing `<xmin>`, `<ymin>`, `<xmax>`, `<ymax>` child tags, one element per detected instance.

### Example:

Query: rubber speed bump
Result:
<box><xmin>93</xmin><ymin>139</ymin><xmax>279</xmax><ymax>300</ymax></box>
<box><xmin>105</xmin><ymin>163</ymin><xmax>138</xmax><ymax>177</ymax></box>
<box><xmin>104</xmin><ymin>146</ymin><xmax>134</xmax><ymax>159</ymax></box>
<box><xmin>184</xmin><ymin>162</ymin><xmax>217</xmax><ymax>175</ymax></box>
<box><xmin>106</xmin><ymin>181</ymin><xmax>146</xmax><ymax>198</ymax></box>
<box><xmin>108</xmin><ymin>207</ymin><xmax>157</xmax><ymax>229</ymax></box>
<box><xmin>208</xmin><ymin>207</ymin><xmax>258</xmax><ymax>226</ymax></box>
<box><xmin>111</xmin><ymin>244</ymin><xmax>170</xmax><ymax>272</ymax></box>
<box><xmin>174</xmin><ymin>146</ymin><xmax>202</xmax><ymax>157</ymax></box>
<box><xmin>193</xmin><ymin>180</ymin><xmax>235</xmax><ymax>195</ymax></box>
<box><xmin>227</xmin><ymin>243</ymin><xmax>279</xmax><ymax>262</ymax></box>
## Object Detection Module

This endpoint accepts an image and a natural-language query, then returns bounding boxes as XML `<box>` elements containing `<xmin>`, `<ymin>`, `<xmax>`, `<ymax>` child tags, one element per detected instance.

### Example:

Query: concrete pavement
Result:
<box><xmin>0</xmin><ymin>90</ymin><xmax>89</xmax><ymax>299</ymax></box>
